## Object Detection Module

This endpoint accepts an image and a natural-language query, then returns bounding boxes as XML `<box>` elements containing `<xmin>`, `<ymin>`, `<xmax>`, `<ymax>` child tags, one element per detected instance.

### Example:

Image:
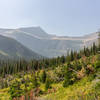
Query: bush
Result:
<box><xmin>94</xmin><ymin>61</ymin><xmax>100</xmax><ymax>69</ymax></box>
<box><xmin>94</xmin><ymin>82</ymin><xmax>100</xmax><ymax>94</ymax></box>
<box><xmin>63</xmin><ymin>69</ymin><xmax>73</xmax><ymax>87</ymax></box>
<box><xmin>9</xmin><ymin>80</ymin><xmax>23</xmax><ymax>99</ymax></box>
<box><xmin>32</xmin><ymin>76</ymin><xmax>39</xmax><ymax>88</ymax></box>
<box><xmin>45</xmin><ymin>78</ymin><xmax>52</xmax><ymax>90</ymax></box>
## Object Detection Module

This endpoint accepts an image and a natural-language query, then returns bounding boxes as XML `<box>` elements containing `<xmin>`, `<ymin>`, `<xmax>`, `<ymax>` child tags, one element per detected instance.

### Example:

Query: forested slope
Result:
<box><xmin>0</xmin><ymin>41</ymin><xmax>100</xmax><ymax>100</ymax></box>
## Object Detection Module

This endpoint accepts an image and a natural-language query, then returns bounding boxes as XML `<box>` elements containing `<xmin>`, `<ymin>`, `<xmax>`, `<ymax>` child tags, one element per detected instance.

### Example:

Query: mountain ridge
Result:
<box><xmin>0</xmin><ymin>34</ymin><xmax>42</xmax><ymax>60</ymax></box>
<box><xmin>0</xmin><ymin>27</ymin><xmax>98</xmax><ymax>58</ymax></box>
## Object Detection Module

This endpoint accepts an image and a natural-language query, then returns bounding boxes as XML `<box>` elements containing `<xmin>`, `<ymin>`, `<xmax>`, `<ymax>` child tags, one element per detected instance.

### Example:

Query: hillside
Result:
<box><xmin>0</xmin><ymin>43</ymin><xmax>99</xmax><ymax>100</ymax></box>
<box><xmin>0</xmin><ymin>55</ymin><xmax>100</xmax><ymax>100</ymax></box>
<box><xmin>0</xmin><ymin>35</ymin><xmax>42</xmax><ymax>60</ymax></box>
<box><xmin>0</xmin><ymin>27</ymin><xmax>98</xmax><ymax>57</ymax></box>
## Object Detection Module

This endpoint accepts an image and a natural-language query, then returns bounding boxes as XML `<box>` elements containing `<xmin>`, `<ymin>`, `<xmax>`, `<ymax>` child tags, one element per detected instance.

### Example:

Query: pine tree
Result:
<box><xmin>63</xmin><ymin>63</ymin><xmax>73</xmax><ymax>87</ymax></box>
<box><xmin>93</xmin><ymin>42</ymin><xmax>96</xmax><ymax>55</ymax></box>
<box><xmin>45</xmin><ymin>77</ymin><xmax>51</xmax><ymax>90</ymax></box>
<box><xmin>70</xmin><ymin>50</ymin><xmax>74</xmax><ymax>61</ymax></box>
<box><xmin>83</xmin><ymin>46</ymin><xmax>86</xmax><ymax>56</ymax></box>
<box><xmin>86</xmin><ymin>47</ymin><xmax>90</xmax><ymax>57</ymax></box>
<box><xmin>41</xmin><ymin>70</ymin><xmax>47</xmax><ymax>83</ymax></box>
<box><xmin>60</xmin><ymin>55</ymin><xmax>66</xmax><ymax>63</ymax></box>
<box><xmin>66</xmin><ymin>52</ymin><xmax>71</xmax><ymax>63</ymax></box>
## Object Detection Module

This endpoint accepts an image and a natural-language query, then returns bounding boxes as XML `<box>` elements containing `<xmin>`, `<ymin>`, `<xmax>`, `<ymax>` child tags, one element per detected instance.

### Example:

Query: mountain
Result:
<box><xmin>0</xmin><ymin>35</ymin><xmax>42</xmax><ymax>60</ymax></box>
<box><xmin>0</xmin><ymin>27</ymin><xmax>98</xmax><ymax>58</ymax></box>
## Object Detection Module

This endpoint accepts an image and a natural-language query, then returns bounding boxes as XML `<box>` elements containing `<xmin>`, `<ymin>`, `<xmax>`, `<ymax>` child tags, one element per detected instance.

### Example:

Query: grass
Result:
<box><xmin>40</xmin><ymin>76</ymin><xmax>100</xmax><ymax>100</ymax></box>
<box><xmin>0</xmin><ymin>68</ymin><xmax>99</xmax><ymax>100</ymax></box>
<box><xmin>0</xmin><ymin>76</ymin><xmax>99</xmax><ymax>100</ymax></box>
<box><xmin>0</xmin><ymin>88</ymin><xmax>10</xmax><ymax>100</ymax></box>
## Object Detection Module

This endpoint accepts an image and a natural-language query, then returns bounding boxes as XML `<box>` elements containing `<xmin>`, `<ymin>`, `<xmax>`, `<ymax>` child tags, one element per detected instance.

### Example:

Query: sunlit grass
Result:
<box><xmin>0</xmin><ymin>88</ymin><xmax>10</xmax><ymax>100</ymax></box>
<box><xmin>41</xmin><ymin>76</ymin><xmax>100</xmax><ymax>100</ymax></box>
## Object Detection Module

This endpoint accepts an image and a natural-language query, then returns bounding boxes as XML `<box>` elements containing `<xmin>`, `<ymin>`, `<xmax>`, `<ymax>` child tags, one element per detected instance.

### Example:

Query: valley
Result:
<box><xmin>0</xmin><ymin>27</ymin><xmax>98</xmax><ymax>58</ymax></box>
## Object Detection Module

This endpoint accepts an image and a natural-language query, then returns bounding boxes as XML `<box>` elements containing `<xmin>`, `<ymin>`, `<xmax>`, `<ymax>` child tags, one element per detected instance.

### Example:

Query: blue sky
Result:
<box><xmin>0</xmin><ymin>0</ymin><xmax>100</xmax><ymax>36</ymax></box>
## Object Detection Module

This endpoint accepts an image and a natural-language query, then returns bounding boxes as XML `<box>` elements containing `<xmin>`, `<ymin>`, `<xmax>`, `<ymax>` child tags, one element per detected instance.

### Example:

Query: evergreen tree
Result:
<box><xmin>66</xmin><ymin>53</ymin><xmax>71</xmax><ymax>63</ymax></box>
<box><xmin>93</xmin><ymin>42</ymin><xmax>96</xmax><ymax>55</ymax></box>
<box><xmin>45</xmin><ymin>77</ymin><xmax>51</xmax><ymax>90</ymax></box>
<box><xmin>86</xmin><ymin>47</ymin><xmax>90</xmax><ymax>57</ymax></box>
<box><xmin>63</xmin><ymin>63</ymin><xmax>73</xmax><ymax>87</ymax></box>
<box><xmin>41</xmin><ymin>70</ymin><xmax>47</xmax><ymax>83</ymax></box>
<box><xmin>60</xmin><ymin>55</ymin><xmax>65</xmax><ymax>63</ymax></box>
<box><xmin>70</xmin><ymin>50</ymin><xmax>74</xmax><ymax>61</ymax></box>
<box><xmin>84</xmin><ymin>46</ymin><xmax>86</xmax><ymax>56</ymax></box>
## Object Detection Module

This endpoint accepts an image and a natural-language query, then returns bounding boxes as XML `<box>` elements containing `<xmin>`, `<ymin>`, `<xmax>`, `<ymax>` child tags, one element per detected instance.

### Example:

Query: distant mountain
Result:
<box><xmin>0</xmin><ymin>27</ymin><xmax>98</xmax><ymax>58</ymax></box>
<box><xmin>0</xmin><ymin>35</ymin><xmax>42</xmax><ymax>60</ymax></box>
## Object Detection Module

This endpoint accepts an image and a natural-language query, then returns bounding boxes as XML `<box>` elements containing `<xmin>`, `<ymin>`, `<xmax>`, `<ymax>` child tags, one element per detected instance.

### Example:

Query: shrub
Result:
<box><xmin>9</xmin><ymin>80</ymin><xmax>23</xmax><ymax>99</ymax></box>
<box><xmin>63</xmin><ymin>69</ymin><xmax>73</xmax><ymax>87</ymax></box>
<box><xmin>45</xmin><ymin>78</ymin><xmax>52</xmax><ymax>90</ymax></box>
<box><xmin>94</xmin><ymin>61</ymin><xmax>100</xmax><ymax>69</ymax></box>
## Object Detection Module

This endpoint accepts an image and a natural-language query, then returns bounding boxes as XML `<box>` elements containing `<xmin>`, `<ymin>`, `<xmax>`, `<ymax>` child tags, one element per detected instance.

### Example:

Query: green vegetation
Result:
<box><xmin>42</xmin><ymin>76</ymin><xmax>100</xmax><ymax>100</ymax></box>
<box><xmin>0</xmin><ymin>53</ymin><xmax>99</xmax><ymax>100</ymax></box>
<box><xmin>0</xmin><ymin>34</ymin><xmax>100</xmax><ymax>100</ymax></box>
<box><xmin>45</xmin><ymin>77</ymin><xmax>52</xmax><ymax>90</ymax></box>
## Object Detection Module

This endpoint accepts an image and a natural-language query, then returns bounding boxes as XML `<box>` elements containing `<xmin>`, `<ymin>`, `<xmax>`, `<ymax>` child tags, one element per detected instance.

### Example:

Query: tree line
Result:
<box><xmin>0</xmin><ymin>33</ymin><xmax>100</xmax><ymax>77</ymax></box>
